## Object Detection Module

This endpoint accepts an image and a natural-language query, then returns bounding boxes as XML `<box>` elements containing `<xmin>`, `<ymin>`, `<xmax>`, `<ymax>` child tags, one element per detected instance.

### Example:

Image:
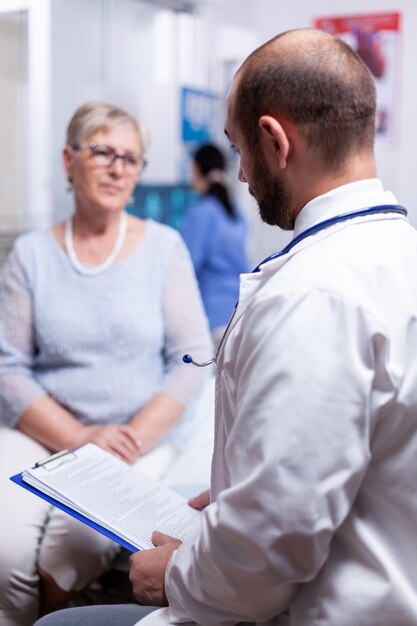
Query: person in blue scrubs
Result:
<box><xmin>181</xmin><ymin>144</ymin><xmax>250</xmax><ymax>346</ymax></box>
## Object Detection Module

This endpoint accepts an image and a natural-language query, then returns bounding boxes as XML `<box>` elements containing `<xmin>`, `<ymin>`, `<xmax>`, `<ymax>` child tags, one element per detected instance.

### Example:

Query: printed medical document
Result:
<box><xmin>19</xmin><ymin>443</ymin><xmax>200</xmax><ymax>550</ymax></box>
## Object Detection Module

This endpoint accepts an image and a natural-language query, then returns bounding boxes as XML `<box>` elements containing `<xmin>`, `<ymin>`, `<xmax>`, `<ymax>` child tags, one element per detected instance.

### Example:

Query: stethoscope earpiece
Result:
<box><xmin>183</xmin><ymin>354</ymin><xmax>216</xmax><ymax>367</ymax></box>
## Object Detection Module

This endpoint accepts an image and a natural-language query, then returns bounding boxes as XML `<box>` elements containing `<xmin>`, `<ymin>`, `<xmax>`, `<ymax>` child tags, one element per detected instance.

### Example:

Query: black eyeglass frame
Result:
<box><xmin>72</xmin><ymin>142</ymin><xmax>148</xmax><ymax>175</ymax></box>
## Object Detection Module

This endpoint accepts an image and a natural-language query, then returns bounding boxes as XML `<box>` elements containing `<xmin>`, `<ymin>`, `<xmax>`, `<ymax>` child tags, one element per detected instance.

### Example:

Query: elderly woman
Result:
<box><xmin>0</xmin><ymin>102</ymin><xmax>211</xmax><ymax>626</ymax></box>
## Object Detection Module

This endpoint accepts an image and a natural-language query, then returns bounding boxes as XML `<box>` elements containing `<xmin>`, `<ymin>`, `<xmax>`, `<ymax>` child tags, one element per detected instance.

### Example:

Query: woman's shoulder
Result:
<box><xmin>192</xmin><ymin>195</ymin><xmax>222</xmax><ymax>211</ymax></box>
<box><xmin>146</xmin><ymin>218</ymin><xmax>182</xmax><ymax>244</ymax></box>
<box><xmin>144</xmin><ymin>219</ymin><xmax>186</xmax><ymax>261</ymax></box>
<box><xmin>185</xmin><ymin>195</ymin><xmax>224</xmax><ymax>225</ymax></box>
<box><xmin>195</xmin><ymin>195</ymin><xmax>245</xmax><ymax>218</ymax></box>
<box><xmin>12</xmin><ymin>227</ymin><xmax>54</xmax><ymax>261</ymax></box>
<box><xmin>1</xmin><ymin>228</ymin><xmax>56</xmax><ymax>284</ymax></box>
<box><xmin>189</xmin><ymin>196</ymin><xmax>247</xmax><ymax>228</ymax></box>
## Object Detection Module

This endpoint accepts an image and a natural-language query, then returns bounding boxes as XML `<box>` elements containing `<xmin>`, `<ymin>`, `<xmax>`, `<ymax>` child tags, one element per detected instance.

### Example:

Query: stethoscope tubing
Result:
<box><xmin>183</xmin><ymin>204</ymin><xmax>407</xmax><ymax>367</ymax></box>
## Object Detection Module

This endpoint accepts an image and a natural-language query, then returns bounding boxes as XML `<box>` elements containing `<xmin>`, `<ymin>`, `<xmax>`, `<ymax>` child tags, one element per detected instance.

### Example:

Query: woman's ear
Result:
<box><xmin>258</xmin><ymin>115</ymin><xmax>290</xmax><ymax>169</ymax></box>
<box><xmin>62</xmin><ymin>145</ymin><xmax>74</xmax><ymax>180</ymax></box>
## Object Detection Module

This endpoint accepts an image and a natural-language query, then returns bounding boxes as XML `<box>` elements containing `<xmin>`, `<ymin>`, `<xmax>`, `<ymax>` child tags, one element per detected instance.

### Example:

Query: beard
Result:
<box><xmin>249</xmin><ymin>153</ymin><xmax>294</xmax><ymax>230</ymax></box>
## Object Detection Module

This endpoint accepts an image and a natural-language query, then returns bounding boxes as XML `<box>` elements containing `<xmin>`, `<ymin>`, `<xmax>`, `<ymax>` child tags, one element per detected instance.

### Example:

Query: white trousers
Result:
<box><xmin>0</xmin><ymin>427</ymin><xmax>132</xmax><ymax>626</ymax></box>
<box><xmin>0</xmin><ymin>424</ymin><xmax>180</xmax><ymax>626</ymax></box>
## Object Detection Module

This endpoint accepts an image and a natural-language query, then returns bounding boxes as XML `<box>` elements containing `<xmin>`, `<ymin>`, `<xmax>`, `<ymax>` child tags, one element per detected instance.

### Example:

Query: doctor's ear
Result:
<box><xmin>258</xmin><ymin>115</ymin><xmax>290</xmax><ymax>169</ymax></box>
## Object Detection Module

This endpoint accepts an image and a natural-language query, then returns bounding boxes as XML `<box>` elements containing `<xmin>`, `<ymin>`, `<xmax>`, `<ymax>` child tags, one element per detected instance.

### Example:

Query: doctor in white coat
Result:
<box><xmin>34</xmin><ymin>27</ymin><xmax>417</xmax><ymax>626</ymax></box>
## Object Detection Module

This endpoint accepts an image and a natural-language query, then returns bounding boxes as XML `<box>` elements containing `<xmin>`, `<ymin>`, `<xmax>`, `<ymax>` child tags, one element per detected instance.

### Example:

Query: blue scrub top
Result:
<box><xmin>181</xmin><ymin>195</ymin><xmax>250</xmax><ymax>330</ymax></box>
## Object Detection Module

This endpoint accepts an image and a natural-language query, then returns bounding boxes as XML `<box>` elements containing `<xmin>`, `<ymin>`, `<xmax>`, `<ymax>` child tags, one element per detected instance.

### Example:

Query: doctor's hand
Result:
<box><xmin>72</xmin><ymin>424</ymin><xmax>142</xmax><ymax>464</ymax></box>
<box><xmin>188</xmin><ymin>488</ymin><xmax>210</xmax><ymax>510</ymax></box>
<box><xmin>129</xmin><ymin>531</ymin><xmax>182</xmax><ymax>606</ymax></box>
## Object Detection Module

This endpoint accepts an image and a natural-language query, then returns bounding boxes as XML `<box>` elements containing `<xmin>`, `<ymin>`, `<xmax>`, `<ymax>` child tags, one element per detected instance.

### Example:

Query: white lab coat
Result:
<box><xmin>143</xmin><ymin>180</ymin><xmax>417</xmax><ymax>626</ymax></box>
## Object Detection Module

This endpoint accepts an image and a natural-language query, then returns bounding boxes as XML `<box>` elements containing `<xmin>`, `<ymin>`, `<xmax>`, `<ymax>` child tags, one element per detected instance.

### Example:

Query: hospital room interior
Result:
<box><xmin>1</xmin><ymin>0</ymin><xmax>417</xmax><ymax>622</ymax></box>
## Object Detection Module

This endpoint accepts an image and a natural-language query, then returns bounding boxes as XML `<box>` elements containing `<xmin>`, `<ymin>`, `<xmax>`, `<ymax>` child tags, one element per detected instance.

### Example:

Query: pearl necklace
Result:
<box><xmin>64</xmin><ymin>212</ymin><xmax>128</xmax><ymax>276</ymax></box>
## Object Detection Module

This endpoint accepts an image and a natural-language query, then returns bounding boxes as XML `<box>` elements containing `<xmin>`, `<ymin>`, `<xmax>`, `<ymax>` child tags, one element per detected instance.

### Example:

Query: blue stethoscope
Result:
<box><xmin>183</xmin><ymin>204</ymin><xmax>407</xmax><ymax>368</ymax></box>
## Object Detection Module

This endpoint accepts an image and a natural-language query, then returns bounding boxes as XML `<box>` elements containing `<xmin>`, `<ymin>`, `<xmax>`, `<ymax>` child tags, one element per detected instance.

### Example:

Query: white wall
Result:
<box><xmin>0</xmin><ymin>16</ymin><xmax>23</xmax><ymax>223</ymax></box>
<box><xmin>2</xmin><ymin>0</ymin><xmax>416</xmax><ymax>263</ymax></box>
<box><xmin>0</xmin><ymin>0</ymin><xmax>51</xmax><ymax>229</ymax></box>
<box><xmin>218</xmin><ymin>0</ymin><xmax>417</xmax><ymax>262</ymax></box>
<box><xmin>50</xmin><ymin>0</ymin><xmax>214</xmax><ymax>217</ymax></box>
<box><xmin>253</xmin><ymin>0</ymin><xmax>417</xmax><ymax>231</ymax></box>
<box><xmin>51</xmin><ymin>0</ymin><xmax>111</xmax><ymax>220</ymax></box>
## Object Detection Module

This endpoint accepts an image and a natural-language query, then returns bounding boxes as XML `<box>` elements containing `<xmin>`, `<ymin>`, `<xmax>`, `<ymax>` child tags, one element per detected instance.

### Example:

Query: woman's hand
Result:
<box><xmin>72</xmin><ymin>424</ymin><xmax>142</xmax><ymax>464</ymax></box>
<box><xmin>129</xmin><ymin>393</ymin><xmax>184</xmax><ymax>455</ymax></box>
<box><xmin>18</xmin><ymin>397</ymin><xmax>142</xmax><ymax>460</ymax></box>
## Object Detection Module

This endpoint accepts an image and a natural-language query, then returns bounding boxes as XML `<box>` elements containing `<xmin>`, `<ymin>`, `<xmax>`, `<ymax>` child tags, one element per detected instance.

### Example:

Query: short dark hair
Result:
<box><xmin>193</xmin><ymin>144</ymin><xmax>236</xmax><ymax>219</ymax></box>
<box><xmin>193</xmin><ymin>144</ymin><xmax>225</xmax><ymax>175</ymax></box>
<box><xmin>233</xmin><ymin>29</ymin><xmax>377</xmax><ymax>170</ymax></box>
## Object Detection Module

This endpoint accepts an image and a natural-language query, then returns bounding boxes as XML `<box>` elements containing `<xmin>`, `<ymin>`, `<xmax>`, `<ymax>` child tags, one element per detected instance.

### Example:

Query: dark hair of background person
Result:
<box><xmin>233</xmin><ymin>29</ymin><xmax>377</xmax><ymax>171</ymax></box>
<box><xmin>193</xmin><ymin>144</ymin><xmax>237</xmax><ymax>219</ymax></box>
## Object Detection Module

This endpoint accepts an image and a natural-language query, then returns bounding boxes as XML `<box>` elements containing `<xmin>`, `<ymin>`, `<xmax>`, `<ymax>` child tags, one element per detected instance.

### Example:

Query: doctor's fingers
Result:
<box><xmin>129</xmin><ymin>545</ymin><xmax>172</xmax><ymax>606</ymax></box>
<box><xmin>152</xmin><ymin>531</ymin><xmax>182</xmax><ymax>548</ymax></box>
<box><xmin>188</xmin><ymin>488</ymin><xmax>210</xmax><ymax>510</ymax></box>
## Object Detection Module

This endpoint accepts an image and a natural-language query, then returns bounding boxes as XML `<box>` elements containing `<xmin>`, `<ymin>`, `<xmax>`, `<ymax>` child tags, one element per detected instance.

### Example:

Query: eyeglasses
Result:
<box><xmin>72</xmin><ymin>142</ymin><xmax>148</xmax><ymax>176</ymax></box>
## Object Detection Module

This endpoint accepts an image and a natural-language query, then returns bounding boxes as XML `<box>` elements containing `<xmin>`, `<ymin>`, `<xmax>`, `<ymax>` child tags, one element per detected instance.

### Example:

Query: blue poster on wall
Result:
<box><xmin>181</xmin><ymin>87</ymin><xmax>220</xmax><ymax>143</ymax></box>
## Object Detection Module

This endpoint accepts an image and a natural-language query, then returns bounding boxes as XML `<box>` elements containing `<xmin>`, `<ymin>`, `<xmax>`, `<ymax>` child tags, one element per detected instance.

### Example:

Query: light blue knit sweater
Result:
<box><xmin>0</xmin><ymin>220</ymin><xmax>211</xmax><ymax>446</ymax></box>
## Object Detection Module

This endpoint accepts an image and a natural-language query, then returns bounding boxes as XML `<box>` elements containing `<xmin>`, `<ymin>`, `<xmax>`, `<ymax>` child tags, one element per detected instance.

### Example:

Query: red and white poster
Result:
<box><xmin>314</xmin><ymin>13</ymin><xmax>401</xmax><ymax>142</ymax></box>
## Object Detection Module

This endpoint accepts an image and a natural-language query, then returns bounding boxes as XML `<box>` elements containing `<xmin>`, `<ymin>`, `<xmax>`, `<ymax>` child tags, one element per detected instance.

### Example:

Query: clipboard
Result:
<box><xmin>10</xmin><ymin>449</ymin><xmax>139</xmax><ymax>552</ymax></box>
<box><xmin>10</xmin><ymin>443</ymin><xmax>199</xmax><ymax>554</ymax></box>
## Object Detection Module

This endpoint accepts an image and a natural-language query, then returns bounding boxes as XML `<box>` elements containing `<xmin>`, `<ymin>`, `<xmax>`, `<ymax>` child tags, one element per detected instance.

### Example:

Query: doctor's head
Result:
<box><xmin>225</xmin><ymin>28</ymin><xmax>377</xmax><ymax>230</ymax></box>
